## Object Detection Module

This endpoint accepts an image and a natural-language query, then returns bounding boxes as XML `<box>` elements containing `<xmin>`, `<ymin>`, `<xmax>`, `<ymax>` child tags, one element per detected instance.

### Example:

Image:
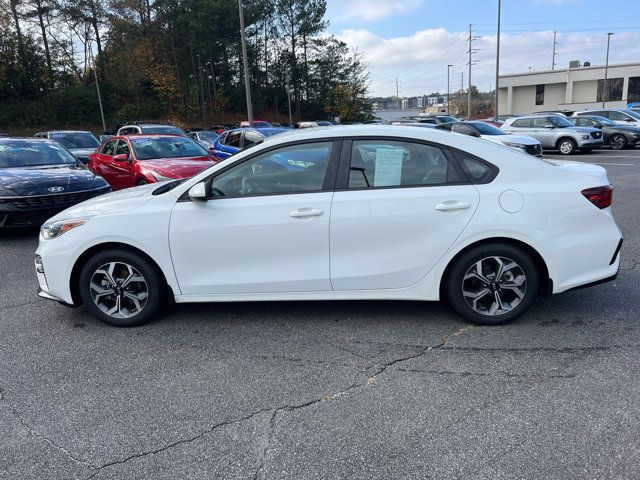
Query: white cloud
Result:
<box><xmin>336</xmin><ymin>28</ymin><xmax>640</xmax><ymax>97</ymax></box>
<box><xmin>327</xmin><ymin>0</ymin><xmax>424</xmax><ymax>23</ymax></box>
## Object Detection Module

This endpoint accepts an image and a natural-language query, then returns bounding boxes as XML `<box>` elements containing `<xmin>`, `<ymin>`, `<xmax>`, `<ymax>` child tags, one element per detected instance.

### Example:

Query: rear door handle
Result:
<box><xmin>435</xmin><ymin>201</ymin><xmax>471</xmax><ymax>211</ymax></box>
<box><xmin>290</xmin><ymin>208</ymin><xmax>324</xmax><ymax>218</ymax></box>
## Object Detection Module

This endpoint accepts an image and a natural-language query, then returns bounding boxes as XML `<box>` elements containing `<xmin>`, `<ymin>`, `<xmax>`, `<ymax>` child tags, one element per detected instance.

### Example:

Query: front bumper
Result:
<box><xmin>576</xmin><ymin>138</ymin><xmax>603</xmax><ymax>148</ymax></box>
<box><xmin>0</xmin><ymin>187</ymin><xmax>110</xmax><ymax>228</ymax></box>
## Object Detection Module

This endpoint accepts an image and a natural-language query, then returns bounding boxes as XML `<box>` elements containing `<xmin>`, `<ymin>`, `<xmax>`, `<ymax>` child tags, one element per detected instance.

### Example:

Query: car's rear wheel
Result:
<box><xmin>609</xmin><ymin>134</ymin><xmax>627</xmax><ymax>150</ymax></box>
<box><xmin>445</xmin><ymin>243</ymin><xmax>540</xmax><ymax>325</ymax></box>
<box><xmin>557</xmin><ymin>138</ymin><xmax>576</xmax><ymax>155</ymax></box>
<box><xmin>79</xmin><ymin>249</ymin><xmax>164</xmax><ymax>327</ymax></box>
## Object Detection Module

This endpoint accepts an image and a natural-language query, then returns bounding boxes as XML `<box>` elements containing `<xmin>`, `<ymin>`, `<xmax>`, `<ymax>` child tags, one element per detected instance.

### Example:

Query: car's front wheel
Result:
<box><xmin>609</xmin><ymin>134</ymin><xmax>627</xmax><ymax>150</ymax></box>
<box><xmin>557</xmin><ymin>138</ymin><xmax>576</xmax><ymax>155</ymax></box>
<box><xmin>445</xmin><ymin>243</ymin><xmax>540</xmax><ymax>325</ymax></box>
<box><xmin>79</xmin><ymin>248</ymin><xmax>164</xmax><ymax>327</ymax></box>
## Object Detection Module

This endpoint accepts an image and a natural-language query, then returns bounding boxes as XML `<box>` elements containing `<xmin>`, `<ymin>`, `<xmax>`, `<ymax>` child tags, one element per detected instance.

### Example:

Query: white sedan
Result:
<box><xmin>35</xmin><ymin>126</ymin><xmax>622</xmax><ymax>327</ymax></box>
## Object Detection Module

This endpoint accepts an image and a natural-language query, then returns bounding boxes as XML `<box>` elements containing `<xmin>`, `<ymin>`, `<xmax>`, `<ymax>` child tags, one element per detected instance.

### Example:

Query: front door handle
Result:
<box><xmin>290</xmin><ymin>208</ymin><xmax>324</xmax><ymax>218</ymax></box>
<box><xmin>434</xmin><ymin>201</ymin><xmax>471</xmax><ymax>211</ymax></box>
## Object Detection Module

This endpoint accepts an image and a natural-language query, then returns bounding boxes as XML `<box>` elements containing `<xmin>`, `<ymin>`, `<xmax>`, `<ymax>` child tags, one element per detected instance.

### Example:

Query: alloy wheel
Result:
<box><xmin>461</xmin><ymin>256</ymin><xmax>527</xmax><ymax>316</ymax></box>
<box><xmin>610</xmin><ymin>135</ymin><xmax>626</xmax><ymax>150</ymax></box>
<box><xmin>559</xmin><ymin>140</ymin><xmax>574</xmax><ymax>154</ymax></box>
<box><xmin>89</xmin><ymin>262</ymin><xmax>149</xmax><ymax>318</ymax></box>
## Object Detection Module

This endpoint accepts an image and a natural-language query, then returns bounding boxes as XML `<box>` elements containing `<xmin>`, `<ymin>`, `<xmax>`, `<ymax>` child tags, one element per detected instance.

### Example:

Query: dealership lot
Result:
<box><xmin>1</xmin><ymin>149</ymin><xmax>639</xmax><ymax>479</ymax></box>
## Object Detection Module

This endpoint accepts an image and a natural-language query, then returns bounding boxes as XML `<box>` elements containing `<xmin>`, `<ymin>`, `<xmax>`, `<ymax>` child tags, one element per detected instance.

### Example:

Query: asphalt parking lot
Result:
<box><xmin>1</xmin><ymin>148</ymin><xmax>639</xmax><ymax>479</ymax></box>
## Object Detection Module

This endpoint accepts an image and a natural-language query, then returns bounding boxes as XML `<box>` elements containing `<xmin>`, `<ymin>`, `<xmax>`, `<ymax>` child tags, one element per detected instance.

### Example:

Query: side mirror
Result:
<box><xmin>113</xmin><ymin>153</ymin><xmax>129</xmax><ymax>162</ymax></box>
<box><xmin>470</xmin><ymin>131</ymin><xmax>481</xmax><ymax>137</ymax></box>
<box><xmin>188</xmin><ymin>182</ymin><xmax>208</xmax><ymax>201</ymax></box>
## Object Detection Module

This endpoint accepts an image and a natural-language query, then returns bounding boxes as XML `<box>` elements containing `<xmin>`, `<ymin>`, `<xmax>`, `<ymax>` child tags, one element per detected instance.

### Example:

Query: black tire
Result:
<box><xmin>78</xmin><ymin>248</ymin><xmax>164</xmax><ymax>327</ymax></box>
<box><xmin>609</xmin><ymin>134</ymin><xmax>627</xmax><ymax>150</ymax></box>
<box><xmin>556</xmin><ymin>138</ymin><xmax>576</xmax><ymax>155</ymax></box>
<box><xmin>444</xmin><ymin>243</ymin><xmax>540</xmax><ymax>326</ymax></box>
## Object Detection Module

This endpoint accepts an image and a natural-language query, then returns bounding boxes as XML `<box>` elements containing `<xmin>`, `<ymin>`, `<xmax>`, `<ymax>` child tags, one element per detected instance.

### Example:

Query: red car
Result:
<box><xmin>88</xmin><ymin>134</ymin><xmax>218</xmax><ymax>190</ymax></box>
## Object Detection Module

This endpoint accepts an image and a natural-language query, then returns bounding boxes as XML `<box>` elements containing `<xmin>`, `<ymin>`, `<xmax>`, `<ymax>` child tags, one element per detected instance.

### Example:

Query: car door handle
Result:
<box><xmin>290</xmin><ymin>208</ymin><xmax>324</xmax><ymax>218</ymax></box>
<box><xmin>434</xmin><ymin>201</ymin><xmax>471</xmax><ymax>211</ymax></box>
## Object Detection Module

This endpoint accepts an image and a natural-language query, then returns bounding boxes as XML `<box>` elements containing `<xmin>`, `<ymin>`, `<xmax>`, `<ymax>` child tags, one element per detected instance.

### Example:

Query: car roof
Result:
<box><xmin>46</xmin><ymin>130</ymin><xmax>95</xmax><ymax>134</ymax></box>
<box><xmin>114</xmin><ymin>134</ymin><xmax>184</xmax><ymax>140</ymax></box>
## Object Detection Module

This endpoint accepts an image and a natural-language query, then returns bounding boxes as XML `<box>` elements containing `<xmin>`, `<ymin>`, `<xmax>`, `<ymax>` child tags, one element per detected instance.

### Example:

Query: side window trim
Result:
<box><xmin>334</xmin><ymin>136</ymin><xmax>470</xmax><ymax>191</ymax></box>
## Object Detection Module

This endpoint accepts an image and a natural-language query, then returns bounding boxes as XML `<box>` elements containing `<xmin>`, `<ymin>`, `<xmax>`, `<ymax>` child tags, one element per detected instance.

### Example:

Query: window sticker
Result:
<box><xmin>373</xmin><ymin>148</ymin><xmax>403</xmax><ymax>186</ymax></box>
<box><xmin>50</xmin><ymin>133</ymin><xmax>66</xmax><ymax>138</ymax></box>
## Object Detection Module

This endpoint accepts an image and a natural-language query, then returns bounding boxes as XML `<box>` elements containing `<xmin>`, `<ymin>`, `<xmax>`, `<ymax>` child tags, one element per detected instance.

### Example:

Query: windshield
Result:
<box><xmin>625</xmin><ymin>110</ymin><xmax>640</xmax><ymax>120</ymax></box>
<box><xmin>50</xmin><ymin>132</ymin><xmax>100</xmax><ymax>149</ymax></box>
<box><xmin>549</xmin><ymin>116</ymin><xmax>575</xmax><ymax>128</ymax></box>
<box><xmin>140</xmin><ymin>126</ymin><xmax>185</xmax><ymax>135</ymax></box>
<box><xmin>589</xmin><ymin>116</ymin><xmax>617</xmax><ymax>126</ymax></box>
<box><xmin>468</xmin><ymin>122</ymin><xmax>506</xmax><ymax>135</ymax></box>
<box><xmin>437</xmin><ymin>116</ymin><xmax>457</xmax><ymax>124</ymax></box>
<box><xmin>196</xmin><ymin>131</ymin><xmax>218</xmax><ymax>142</ymax></box>
<box><xmin>131</xmin><ymin>137</ymin><xmax>209</xmax><ymax>160</ymax></box>
<box><xmin>0</xmin><ymin>140</ymin><xmax>79</xmax><ymax>168</ymax></box>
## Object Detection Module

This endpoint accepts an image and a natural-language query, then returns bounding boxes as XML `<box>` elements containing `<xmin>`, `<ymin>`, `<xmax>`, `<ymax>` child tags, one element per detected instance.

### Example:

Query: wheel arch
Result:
<box><xmin>555</xmin><ymin>136</ymin><xmax>577</xmax><ymax>149</ymax></box>
<box><xmin>69</xmin><ymin>242</ymin><xmax>174</xmax><ymax>305</ymax></box>
<box><xmin>439</xmin><ymin>237</ymin><xmax>552</xmax><ymax>299</ymax></box>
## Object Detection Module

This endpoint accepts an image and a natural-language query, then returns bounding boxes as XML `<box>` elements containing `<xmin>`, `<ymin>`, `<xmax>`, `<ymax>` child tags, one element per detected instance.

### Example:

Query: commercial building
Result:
<box><xmin>497</xmin><ymin>62</ymin><xmax>640</xmax><ymax>115</ymax></box>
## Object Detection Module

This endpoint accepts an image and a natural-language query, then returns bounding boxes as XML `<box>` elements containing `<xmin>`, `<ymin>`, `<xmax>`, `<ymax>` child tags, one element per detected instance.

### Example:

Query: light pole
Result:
<box><xmin>238</xmin><ymin>0</ymin><xmax>253</xmax><ymax>125</ymax></box>
<box><xmin>602</xmin><ymin>32</ymin><xmax>613</xmax><ymax>108</ymax></box>
<box><xmin>495</xmin><ymin>0</ymin><xmax>501</xmax><ymax>117</ymax></box>
<box><xmin>447</xmin><ymin>64</ymin><xmax>452</xmax><ymax>114</ymax></box>
<box><xmin>88</xmin><ymin>45</ymin><xmax>106</xmax><ymax>133</ymax></box>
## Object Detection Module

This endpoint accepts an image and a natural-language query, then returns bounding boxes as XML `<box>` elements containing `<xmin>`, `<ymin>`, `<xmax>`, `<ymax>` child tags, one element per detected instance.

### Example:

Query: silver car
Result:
<box><xmin>502</xmin><ymin>115</ymin><xmax>603</xmax><ymax>155</ymax></box>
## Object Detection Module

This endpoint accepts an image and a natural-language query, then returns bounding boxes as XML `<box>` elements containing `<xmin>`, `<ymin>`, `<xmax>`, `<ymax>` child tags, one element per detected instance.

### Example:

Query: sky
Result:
<box><xmin>324</xmin><ymin>0</ymin><xmax>640</xmax><ymax>97</ymax></box>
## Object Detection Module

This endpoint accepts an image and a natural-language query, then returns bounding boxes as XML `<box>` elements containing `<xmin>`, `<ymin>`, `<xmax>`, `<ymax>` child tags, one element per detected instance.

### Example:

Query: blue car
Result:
<box><xmin>213</xmin><ymin>128</ymin><xmax>289</xmax><ymax>160</ymax></box>
<box><xmin>0</xmin><ymin>138</ymin><xmax>110</xmax><ymax>228</ymax></box>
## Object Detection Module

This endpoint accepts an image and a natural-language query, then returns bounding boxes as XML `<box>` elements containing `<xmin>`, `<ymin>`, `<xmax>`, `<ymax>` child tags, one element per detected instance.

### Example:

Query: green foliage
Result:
<box><xmin>0</xmin><ymin>0</ymin><xmax>370</xmax><ymax>130</ymax></box>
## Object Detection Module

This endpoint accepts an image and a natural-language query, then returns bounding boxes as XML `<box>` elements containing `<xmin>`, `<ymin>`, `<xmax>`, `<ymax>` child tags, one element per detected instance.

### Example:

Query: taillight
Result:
<box><xmin>581</xmin><ymin>185</ymin><xmax>613</xmax><ymax>209</ymax></box>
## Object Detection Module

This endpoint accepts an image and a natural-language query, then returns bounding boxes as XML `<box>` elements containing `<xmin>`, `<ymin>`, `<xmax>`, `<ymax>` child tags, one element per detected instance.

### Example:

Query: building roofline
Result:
<box><xmin>498</xmin><ymin>61</ymin><xmax>640</xmax><ymax>79</ymax></box>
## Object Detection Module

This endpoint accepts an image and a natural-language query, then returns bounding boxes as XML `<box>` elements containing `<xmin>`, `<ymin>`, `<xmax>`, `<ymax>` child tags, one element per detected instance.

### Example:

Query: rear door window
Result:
<box><xmin>347</xmin><ymin>140</ymin><xmax>463</xmax><ymax>189</ymax></box>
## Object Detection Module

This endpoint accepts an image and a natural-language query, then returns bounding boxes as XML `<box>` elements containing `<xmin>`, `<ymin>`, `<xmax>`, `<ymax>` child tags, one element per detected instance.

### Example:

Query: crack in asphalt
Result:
<box><xmin>440</xmin><ymin>344</ymin><xmax>640</xmax><ymax>354</ymax></box>
<box><xmin>84</xmin><ymin>408</ymin><xmax>274</xmax><ymax>480</ymax></box>
<box><xmin>85</xmin><ymin>323</ymin><xmax>476</xmax><ymax>479</ymax></box>
<box><xmin>394</xmin><ymin>368</ymin><xmax>577</xmax><ymax>379</ymax></box>
<box><xmin>0</xmin><ymin>387</ymin><xmax>96</xmax><ymax>471</ymax></box>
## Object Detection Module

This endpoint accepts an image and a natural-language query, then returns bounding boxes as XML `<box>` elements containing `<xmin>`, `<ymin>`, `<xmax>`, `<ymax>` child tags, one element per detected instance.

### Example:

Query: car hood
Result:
<box><xmin>139</xmin><ymin>157</ymin><xmax>216</xmax><ymax>178</ymax></box>
<box><xmin>46</xmin><ymin>182</ymin><xmax>160</xmax><ymax>222</ymax></box>
<box><xmin>0</xmin><ymin>164</ymin><xmax>108</xmax><ymax>197</ymax></box>
<box><xmin>481</xmin><ymin>134</ymin><xmax>539</xmax><ymax>145</ymax></box>
<box><xmin>547</xmin><ymin>160</ymin><xmax>608</xmax><ymax>182</ymax></box>
<box><xmin>605</xmin><ymin>125</ymin><xmax>640</xmax><ymax>133</ymax></box>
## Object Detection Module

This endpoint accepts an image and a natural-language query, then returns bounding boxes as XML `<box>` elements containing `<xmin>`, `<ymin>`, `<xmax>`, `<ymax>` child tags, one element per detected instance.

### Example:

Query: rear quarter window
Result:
<box><xmin>452</xmin><ymin>150</ymin><xmax>498</xmax><ymax>184</ymax></box>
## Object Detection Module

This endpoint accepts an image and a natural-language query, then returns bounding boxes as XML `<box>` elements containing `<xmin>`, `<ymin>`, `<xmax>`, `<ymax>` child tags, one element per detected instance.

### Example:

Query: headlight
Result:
<box><xmin>151</xmin><ymin>172</ymin><xmax>176</xmax><ymax>182</ymax></box>
<box><xmin>501</xmin><ymin>141</ymin><xmax>526</xmax><ymax>150</ymax></box>
<box><xmin>41</xmin><ymin>218</ymin><xmax>88</xmax><ymax>239</ymax></box>
<box><xmin>581</xmin><ymin>134</ymin><xmax>590</xmax><ymax>139</ymax></box>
